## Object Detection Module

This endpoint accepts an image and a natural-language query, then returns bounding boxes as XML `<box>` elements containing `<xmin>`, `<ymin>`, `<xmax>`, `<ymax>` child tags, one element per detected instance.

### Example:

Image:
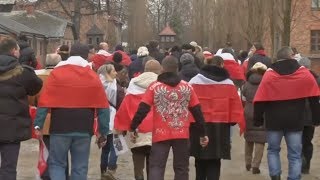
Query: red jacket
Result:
<box><xmin>141</xmin><ymin>81</ymin><xmax>200</xmax><ymax>142</ymax></box>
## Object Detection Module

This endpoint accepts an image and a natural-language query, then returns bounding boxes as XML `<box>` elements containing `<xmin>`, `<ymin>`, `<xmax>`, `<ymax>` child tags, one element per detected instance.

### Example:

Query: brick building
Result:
<box><xmin>0</xmin><ymin>2</ymin><xmax>73</xmax><ymax>63</ymax></box>
<box><xmin>289</xmin><ymin>0</ymin><xmax>320</xmax><ymax>73</ymax></box>
<box><xmin>262</xmin><ymin>0</ymin><xmax>320</xmax><ymax>73</ymax></box>
<box><xmin>14</xmin><ymin>0</ymin><xmax>122</xmax><ymax>48</ymax></box>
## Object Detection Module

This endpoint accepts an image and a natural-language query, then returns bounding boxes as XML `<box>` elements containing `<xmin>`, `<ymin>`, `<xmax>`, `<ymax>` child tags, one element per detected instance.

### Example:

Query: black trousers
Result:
<box><xmin>42</xmin><ymin>135</ymin><xmax>69</xmax><ymax>180</ymax></box>
<box><xmin>0</xmin><ymin>142</ymin><xmax>20</xmax><ymax>180</ymax></box>
<box><xmin>302</xmin><ymin>126</ymin><xmax>315</xmax><ymax>170</ymax></box>
<box><xmin>131</xmin><ymin>145</ymin><xmax>151</xmax><ymax>180</ymax></box>
<box><xmin>195</xmin><ymin>159</ymin><xmax>221</xmax><ymax>180</ymax></box>
<box><xmin>148</xmin><ymin>139</ymin><xmax>189</xmax><ymax>180</ymax></box>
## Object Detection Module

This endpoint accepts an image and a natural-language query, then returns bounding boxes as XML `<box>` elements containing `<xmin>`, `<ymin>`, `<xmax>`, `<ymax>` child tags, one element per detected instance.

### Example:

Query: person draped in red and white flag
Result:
<box><xmin>34</xmin><ymin>43</ymin><xmax>110</xmax><ymax>180</ymax></box>
<box><xmin>189</xmin><ymin>55</ymin><xmax>245</xmax><ymax>180</ymax></box>
<box><xmin>253</xmin><ymin>47</ymin><xmax>320</xmax><ymax>180</ymax></box>
<box><xmin>129</xmin><ymin>56</ymin><xmax>208</xmax><ymax>180</ymax></box>
<box><xmin>114</xmin><ymin>59</ymin><xmax>162</xmax><ymax>180</ymax></box>
<box><xmin>216</xmin><ymin>48</ymin><xmax>245</xmax><ymax>88</ymax></box>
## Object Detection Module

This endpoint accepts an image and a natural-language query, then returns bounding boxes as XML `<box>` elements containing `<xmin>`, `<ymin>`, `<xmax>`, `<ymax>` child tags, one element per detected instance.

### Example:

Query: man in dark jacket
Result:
<box><xmin>17</xmin><ymin>35</ymin><xmax>37</xmax><ymax>68</ymax></box>
<box><xmin>178</xmin><ymin>53</ymin><xmax>199</xmax><ymax>82</ymax></box>
<box><xmin>0</xmin><ymin>37</ymin><xmax>43</xmax><ymax>180</ymax></box>
<box><xmin>297</xmin><ymin>57</ymin><xmax>320</xmax><ymax>174</ymax></box>
<box><xmin>34</xmin><ymin>43</ymin><xmax>111</xmax><ymax>180</ymax></box>
<box><xmin>247</xmin><ymin>42</ymin><xmax>272</xmax><ymax>71</ymax></box>
<box><xmin>253</xmin><ymin>47</ymin><xmax>320</xmax><ymax>180</ymax></box>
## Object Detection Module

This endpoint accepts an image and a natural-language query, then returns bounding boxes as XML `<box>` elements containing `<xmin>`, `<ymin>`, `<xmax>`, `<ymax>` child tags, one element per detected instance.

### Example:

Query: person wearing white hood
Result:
<box><xmin>97</xmin><ymin>64</ymin><xmax>125</xmax><ymax>180</ymax></box>
<box><xmin>114</xmin><ymin>60</ymin><xmax>162</xmax><ymax>180</ymax></box>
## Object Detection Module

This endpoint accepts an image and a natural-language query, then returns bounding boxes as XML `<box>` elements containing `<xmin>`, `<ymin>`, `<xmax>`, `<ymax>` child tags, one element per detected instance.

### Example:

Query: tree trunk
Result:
<box><xmin>282</xmin><ymin>0</ymin><xmax>291</xmax><ymax>46</ymax></box>
<box><xmin>72</xmin><ymin>0</ymin><xmax>81</xmax><ymax>41</ymax></box>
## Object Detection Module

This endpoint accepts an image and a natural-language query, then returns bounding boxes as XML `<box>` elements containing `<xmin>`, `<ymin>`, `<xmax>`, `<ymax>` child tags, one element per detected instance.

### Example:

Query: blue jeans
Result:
<box><xmin>100</xmin><ymin>134</ymin><xmax>118</xmax><ymax>173</ymax></box>
<box><xmin>49</xmin><ymin>135</ymin><xmax>91</xmax><ymax>180</ymax></box>
<box><xmin>267</xmin><ymin>131</ymin><xmax>302</xmax><ymax>180</ymax></box>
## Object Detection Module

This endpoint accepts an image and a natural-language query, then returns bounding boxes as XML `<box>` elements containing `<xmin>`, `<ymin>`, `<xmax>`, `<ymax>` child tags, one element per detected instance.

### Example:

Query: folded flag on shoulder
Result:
<box><xmin>254</xmin><ymin>66</ymin><xmax>320</xmax><ymax>103</ymax></box>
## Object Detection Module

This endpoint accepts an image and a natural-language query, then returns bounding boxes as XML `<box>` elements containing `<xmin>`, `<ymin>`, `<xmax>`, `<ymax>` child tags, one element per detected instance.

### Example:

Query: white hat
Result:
<box><xmin>252</xmin><ymin>62</ymin><xmax>267</xmax><ymax>71</ymax></box>
<box><xmin>190</xmin><ymin>41</ymin><xmax>198</xmax><ymax>47</ymax></box>
<box><xmin>137</xmin><ymin>46</ymin><xmax>149</xmax><ymax>57</ymax></box>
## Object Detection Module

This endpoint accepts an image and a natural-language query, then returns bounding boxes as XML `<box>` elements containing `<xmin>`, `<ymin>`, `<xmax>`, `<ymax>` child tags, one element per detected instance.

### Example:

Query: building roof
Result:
<box><xmin>86</xmin><ymin>24</ymin><xmax>104</xmax><ymax>35</ymax></box>
<box><xmin>0</xmin><ymin>0</ymin><xmax>15</xmax><ymax>5</ymax></box>
<box><xmin>0</xmin><ymin>15</ymin><xmax>44</xmax><ymax>36</ymax></box>
<box><xmin>159</xmin><ymin>24</ymin><xmax>176</xmax><ymax>36</ymax></box>
<box><xmin>0</xmin><ymin>10</ymin><xmax>71</xmax><ymax>38</ymax></box>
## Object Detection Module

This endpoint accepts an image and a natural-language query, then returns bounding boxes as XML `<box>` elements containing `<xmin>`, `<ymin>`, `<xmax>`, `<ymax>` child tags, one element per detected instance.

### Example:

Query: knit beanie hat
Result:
<box><xmin>137</xmin><ymin>46</ymin><xmax>149</xmax><ymax>57</ymax></box>
<box><xmin>70</xmin><ymin>43</ymin><xmax>89</xmax><ymax>60</ymax></box>
<box><xmin>180</xmin><ymin>53</ymin><xmax>194</xmax><ymax>65</ymax></box>
<box><xmin>251</xmin><ymin>62</ymin><xmax>267</xmax><ymax>71</ymax></box>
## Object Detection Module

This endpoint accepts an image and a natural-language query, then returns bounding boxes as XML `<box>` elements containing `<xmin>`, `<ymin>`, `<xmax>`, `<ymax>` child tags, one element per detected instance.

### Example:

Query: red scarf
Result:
<box><xmin>254</xmin><ymin>67</ymin><xmax>320</xmax><ymax>102</ymax></box>
<box><xmin>38</xmin><ymin>65</ymin><xmax>109</xmax><ymax>108</ymax></box>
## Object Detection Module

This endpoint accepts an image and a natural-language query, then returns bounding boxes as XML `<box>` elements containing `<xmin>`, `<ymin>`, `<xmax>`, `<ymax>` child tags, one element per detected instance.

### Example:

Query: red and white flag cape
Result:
<box><xmin>38</xmin><ymin>64</ymin><xmax>109</xmax><ymax>108</ymax></box>
<box><xmin>189</xmin><ymin>74</ymin><xmax>246</xmax><ymax>134</ymax></box>
<box><xmin>218</xmin><ymin>53</ymin><xmax>245</xmax><ymax>80</ymax></box>
<box><xmin>114</xmin><ymin>81</ymin><xmax>153</xmax><ymax>133</ymax></box>
<box><xmin>35</xmin><ymin>139</ymin><xmax>49</xmax><ymax>180</ymax></box>
<box><xmin>254</xmin><ymin>67</ymin><xmax>320</xmax><ymax>102</ymax></box>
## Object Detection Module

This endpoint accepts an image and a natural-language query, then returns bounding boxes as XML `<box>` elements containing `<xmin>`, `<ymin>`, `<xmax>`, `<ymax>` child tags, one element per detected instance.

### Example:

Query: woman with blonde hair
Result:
<box><xmin>97</xmin><ymin>63</ymin><xmax>125</xmax><ymax>180</ymax></box>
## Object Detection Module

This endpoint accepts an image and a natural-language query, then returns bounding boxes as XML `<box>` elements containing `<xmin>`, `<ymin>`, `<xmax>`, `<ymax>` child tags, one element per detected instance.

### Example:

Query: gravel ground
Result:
<box><xmin>17</xmin><ymin>127</ymin><xmax>320</xmax><ymax>180</ymax></box>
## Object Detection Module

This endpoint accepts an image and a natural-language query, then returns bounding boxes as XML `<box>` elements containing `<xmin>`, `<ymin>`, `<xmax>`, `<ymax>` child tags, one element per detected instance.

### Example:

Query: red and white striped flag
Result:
<box><xmin>35</xmin><ymin>139</ymin><xmax>49</xmax><ymax>180</ymax></box>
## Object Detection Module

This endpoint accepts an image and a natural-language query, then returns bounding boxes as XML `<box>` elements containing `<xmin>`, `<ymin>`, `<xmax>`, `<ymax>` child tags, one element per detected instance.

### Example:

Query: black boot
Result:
<box><xmin>270</xmin><ymin>175</ymin><xmax>281</xmax><ymax>180</ymax></box>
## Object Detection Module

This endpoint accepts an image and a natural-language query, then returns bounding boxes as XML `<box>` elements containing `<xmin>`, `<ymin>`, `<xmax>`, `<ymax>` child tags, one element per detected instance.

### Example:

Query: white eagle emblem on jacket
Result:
<box><xmin>154</xmin><ymin>84</ymin><xmax>191</xmax><ymax>128</ymax></box>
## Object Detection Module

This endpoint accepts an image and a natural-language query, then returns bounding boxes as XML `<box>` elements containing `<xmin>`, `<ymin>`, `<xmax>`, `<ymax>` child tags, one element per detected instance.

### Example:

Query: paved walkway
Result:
<box><xmin>17</xmin><ymin>128</ymin><xmax>320</xmax><ymax>180</ymax></box>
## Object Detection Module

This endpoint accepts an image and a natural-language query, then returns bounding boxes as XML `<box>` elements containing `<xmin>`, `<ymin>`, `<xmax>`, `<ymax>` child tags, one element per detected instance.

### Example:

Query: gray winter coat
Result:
<box><xmin>243</xmin><ymin>71</ymin><xmax>266</xmax><ymax>143</ymax></box>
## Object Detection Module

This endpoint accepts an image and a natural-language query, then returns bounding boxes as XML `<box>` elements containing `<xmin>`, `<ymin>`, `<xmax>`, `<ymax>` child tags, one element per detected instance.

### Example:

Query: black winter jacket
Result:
<box><xmin>0</xmin><ymin>54</ymin><xmax>42</xmax><ymax>143</ymax></box>
<box><xmin>179</xmin><ymin>63</ymin><xmax>200</xmax><ymax>82</ymax></box>
<box><xmin>254</xmin><ymin>60</ymin><xmax>320</xmax><ymax>131</ymax></box>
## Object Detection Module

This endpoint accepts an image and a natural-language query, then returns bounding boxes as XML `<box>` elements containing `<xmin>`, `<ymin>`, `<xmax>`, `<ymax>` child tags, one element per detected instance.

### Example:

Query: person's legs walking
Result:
<box><xmin>195</xmin><ymin>159</ymin><xmax>207</xmax><ymax>180</ymax></box>
<box><xmin>148</xmin><ymin>141</ymin><xmax>171</xmax><ymax>180</ymax></box>
<box><xmin>49</xmin><ymin>135</ymin><xmax>72</xmax><ymax>180</ymax></box>
<box><xmin>100</xmin><ymin>134</ymin><xmax>112</xmax><ymax>173</ymax></box>
<box><xmin>285</xmin><ymin>131</ymin><xmax>302</xmax><ymax>180</ymax></box>
<box><xmin>108</xmin><ymin>135</ymin><xmax>118</xmax><ymax>172</ymax></box>
<box><xmin>245</xmin><ymin>141</ymin><xmax>254</xmax><ymax>171</ymax></box>
<box><xmin>206</xmin><ymin>159</ymin><xmax>221</xmax><ymax>180</ymax></box>
<box><xmin>172</xmin><ymin>139</ymin><xmax>189</xmax><ymax>180</ymax></box>
<box><xmin>145</xmin><ymin>145</ymin><xmax>151</xmax><ymax>180</ymax></box>
<box><xmin>70</xmin><ymin>136</ymin><xmax>91</xmax><ymax>180</ymax></box>
<box><xmin>132</xmin><ymin>147</ymin><xmax>146</xmax><ymax>180</ymax></box>
<box><xmin>0</xmin><ymin>142</ymin><xmax>20</xmax><ymax>180</ymax></box>
<box><xmin>252</xmin><ymin>143</ymin><xmax>265</xmax><ymax>174</ymax></box>
<box><xmin>302</xmin><ymin>126</ymin><xmax>314</xmax><ymax>174</ymax></box>
<box><xmin>267</xmin><ymin>131</ymin><xmax>283</xmax><ymax>178</ymax></box>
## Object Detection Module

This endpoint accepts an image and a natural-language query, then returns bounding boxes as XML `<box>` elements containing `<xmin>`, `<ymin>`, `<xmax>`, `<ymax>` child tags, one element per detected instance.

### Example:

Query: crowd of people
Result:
<box><xmin>0</xmin><ymin>35</ymin><xmax>319</xmax><ymax>180</ymax></box>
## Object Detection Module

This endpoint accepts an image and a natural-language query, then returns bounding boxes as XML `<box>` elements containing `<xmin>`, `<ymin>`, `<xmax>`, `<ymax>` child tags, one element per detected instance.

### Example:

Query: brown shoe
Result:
<box><xmin>252</xmin><ymin>167</ymin><xmax>261</xmax><ymax>174</ymax></box>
